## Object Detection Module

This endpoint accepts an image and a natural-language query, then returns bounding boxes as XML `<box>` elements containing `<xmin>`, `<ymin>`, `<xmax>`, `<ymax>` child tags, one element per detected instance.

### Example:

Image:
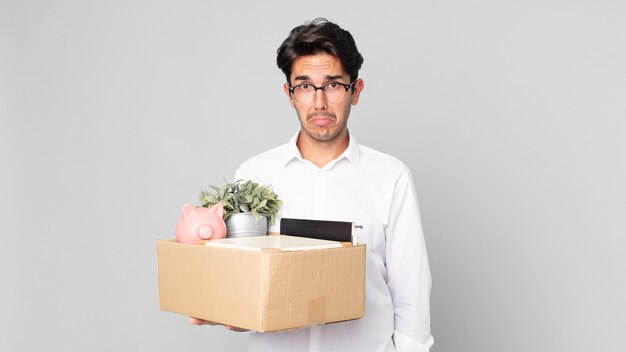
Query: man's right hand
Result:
<box><xmin>188</xmin><ymin>317</ymin><xmax>248</xmax><ymax>332</ymax></box>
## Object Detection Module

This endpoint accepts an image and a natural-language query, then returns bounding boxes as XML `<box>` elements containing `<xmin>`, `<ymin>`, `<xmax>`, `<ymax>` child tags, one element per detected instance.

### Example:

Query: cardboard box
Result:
<box><xmin>156</xmin><ymin>236</ymin><xmax>366</xmax><ymax>332</ymax></box>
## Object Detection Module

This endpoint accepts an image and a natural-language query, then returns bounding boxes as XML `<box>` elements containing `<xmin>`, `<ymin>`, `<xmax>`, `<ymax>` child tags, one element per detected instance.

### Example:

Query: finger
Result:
<box><xmin>225</xmin><ymin>325</ymin><xmax>248</xmax><ymax>332</ymax></box>
<box><xmin>188</xmin><ymin>317</ymin><xmax>216</xmax><ymax>325</ymax></box>
<box><xmin>188</xmin><ymin>317</ymin><xmax>203</xmax><ymax>324</ymax></box>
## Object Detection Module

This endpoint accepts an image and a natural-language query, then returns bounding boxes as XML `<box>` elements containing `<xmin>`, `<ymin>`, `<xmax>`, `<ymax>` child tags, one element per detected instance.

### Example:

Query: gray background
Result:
<box><xmin>1</xmin><ymin>0</ymin><xmax>625</xmax><ymax>351</ymax></box>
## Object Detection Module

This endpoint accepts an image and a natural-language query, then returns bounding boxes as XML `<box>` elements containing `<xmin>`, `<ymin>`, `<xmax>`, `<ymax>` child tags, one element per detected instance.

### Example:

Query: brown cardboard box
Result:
<box><xmin>156</xmin><ymin>236</ymin><xmax>365</xmax><ymax>332</ymax></box>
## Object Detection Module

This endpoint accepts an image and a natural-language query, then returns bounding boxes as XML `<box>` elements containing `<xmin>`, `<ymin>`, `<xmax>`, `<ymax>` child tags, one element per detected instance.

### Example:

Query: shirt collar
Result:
<box><xmin>282</xmin><ymin>130</ymin><xmax>361</xmax><ymax>169</ymax></box>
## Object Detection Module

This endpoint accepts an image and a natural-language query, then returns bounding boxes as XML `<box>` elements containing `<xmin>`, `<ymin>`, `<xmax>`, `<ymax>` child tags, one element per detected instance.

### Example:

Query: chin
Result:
<box><xmin>311</xmin><ymin>130</ymin><xmax>342</xmax><ymax>142</ymax></box>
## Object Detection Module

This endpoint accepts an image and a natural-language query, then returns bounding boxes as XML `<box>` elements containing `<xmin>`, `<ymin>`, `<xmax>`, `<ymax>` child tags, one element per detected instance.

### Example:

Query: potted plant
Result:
<box><xmin>199</xmin><ymin>179</ymin><xmax>282</xmax><ymax>238</ymax></box>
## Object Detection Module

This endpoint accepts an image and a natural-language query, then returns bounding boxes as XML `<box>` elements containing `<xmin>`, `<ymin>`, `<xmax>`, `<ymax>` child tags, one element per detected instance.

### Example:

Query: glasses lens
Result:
<box><xmin>292</xmin><ymin>85</ymin><xmax>313</xmax><ymax>103</ymax></box>
<box><xmin>324</xmin><ymin>83</ymin><xmax>347</xmax><ymax>102</ymax></box>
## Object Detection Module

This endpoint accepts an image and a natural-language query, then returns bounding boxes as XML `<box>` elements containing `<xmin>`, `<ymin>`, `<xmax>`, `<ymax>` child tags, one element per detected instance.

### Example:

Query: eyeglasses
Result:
<box><xmin>288</xmin><ymin>80</ymin><xmax>356</xmax><ymax>104</ymax></box>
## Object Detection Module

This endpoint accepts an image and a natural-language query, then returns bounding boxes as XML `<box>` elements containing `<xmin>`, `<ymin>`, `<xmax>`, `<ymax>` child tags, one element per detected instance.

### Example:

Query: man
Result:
<box><xmin>193</xmin><ymin>18</ymin><xmax>434</xmax><ymax>352</ymax></box>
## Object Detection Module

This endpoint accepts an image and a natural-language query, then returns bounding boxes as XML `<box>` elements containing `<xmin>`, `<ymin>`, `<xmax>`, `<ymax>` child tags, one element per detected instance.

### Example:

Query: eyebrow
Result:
<box><xmin>293</xmin><ymin>74</ymin><xmax>347</xmax><ymax>82</ymax></box>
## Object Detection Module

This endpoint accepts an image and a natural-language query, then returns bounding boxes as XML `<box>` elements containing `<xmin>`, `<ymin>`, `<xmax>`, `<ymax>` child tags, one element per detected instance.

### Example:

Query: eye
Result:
<box><xmin>299</xmin><ymin>83</ymin><xmax>311</xmax><ymax>90</ymax></box>
<box><xmin>328</xmin><ymin>82</ymin><xmax>339</xmax><ymax>88</ymax></box>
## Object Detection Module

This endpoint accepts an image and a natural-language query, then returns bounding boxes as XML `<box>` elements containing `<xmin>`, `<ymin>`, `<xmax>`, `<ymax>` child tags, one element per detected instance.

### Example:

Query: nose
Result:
<box><xmin>313</xmin><ymin>87</ymin><xmax>327</xmax><ymax>110</ymax></box>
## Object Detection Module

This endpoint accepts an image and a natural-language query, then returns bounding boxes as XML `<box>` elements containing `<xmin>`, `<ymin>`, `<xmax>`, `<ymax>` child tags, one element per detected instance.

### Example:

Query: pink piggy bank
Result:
<box><xmin>175</xmin><ymin>203</ymin><xmax>226</xmax><ymax>244</ymax></box>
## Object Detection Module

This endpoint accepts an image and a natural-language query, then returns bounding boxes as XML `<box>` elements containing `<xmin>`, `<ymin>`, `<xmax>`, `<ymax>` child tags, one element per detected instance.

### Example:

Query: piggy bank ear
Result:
<box><xmin>182</xmin><ymin>204</ymin><xmax>195</xmax><ymax>219</ymax></box>
<box><xmin>211</xmin><ymin>203</ymin><xmax>224</xmax><ymax>219</ymax></box>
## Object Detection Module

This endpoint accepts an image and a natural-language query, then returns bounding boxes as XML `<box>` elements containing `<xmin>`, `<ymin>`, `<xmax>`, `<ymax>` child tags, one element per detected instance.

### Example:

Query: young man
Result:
<box><xmin>194</xmin><ymin>18</ymin><xmax>434</xmax><ymax>352</ymax></box>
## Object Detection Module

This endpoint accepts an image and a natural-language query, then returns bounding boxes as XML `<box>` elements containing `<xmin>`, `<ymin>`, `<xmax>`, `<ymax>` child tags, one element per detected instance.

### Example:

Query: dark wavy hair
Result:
<box><xmin>276</xmin><ymin>18</ymin><xmax>364</xmax><ymax>84</ymax></box>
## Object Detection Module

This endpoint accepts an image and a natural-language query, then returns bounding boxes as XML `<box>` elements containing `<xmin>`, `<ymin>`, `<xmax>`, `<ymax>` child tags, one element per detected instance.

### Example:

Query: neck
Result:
<box><xmin>297</xmin><ymin>130</ymin><xmax>349</xmax><ymax>168</ymax></box>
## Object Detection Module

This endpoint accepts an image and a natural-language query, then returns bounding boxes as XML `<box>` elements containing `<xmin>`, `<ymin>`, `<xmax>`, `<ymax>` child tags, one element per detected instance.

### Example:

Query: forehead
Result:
<box><xmin>290</xmin><ymin>53</ymin><xmax>348</xmax><ymax>81</ymax></box>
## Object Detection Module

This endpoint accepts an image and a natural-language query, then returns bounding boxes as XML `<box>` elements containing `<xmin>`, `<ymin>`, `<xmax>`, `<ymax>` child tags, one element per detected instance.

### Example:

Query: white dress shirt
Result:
<box><xmin>234</xmin><ymin>131</ymin><xmax>434</xmax><ymax>352</ymax></box>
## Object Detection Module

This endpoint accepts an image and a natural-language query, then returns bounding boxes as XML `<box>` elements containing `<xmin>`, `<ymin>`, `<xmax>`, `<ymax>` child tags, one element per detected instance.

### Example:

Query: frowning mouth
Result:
<box><xmin>308</xmin><ymin>113</ymin><xmax>336</xmax><ymax>127</ymax></box>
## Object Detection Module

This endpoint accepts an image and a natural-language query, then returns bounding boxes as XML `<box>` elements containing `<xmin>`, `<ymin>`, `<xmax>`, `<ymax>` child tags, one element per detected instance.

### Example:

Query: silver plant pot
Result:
<box><xmin>225</xmin><ymin>213</ymin><xmax>268</xmax><ymax>238</ymax></box>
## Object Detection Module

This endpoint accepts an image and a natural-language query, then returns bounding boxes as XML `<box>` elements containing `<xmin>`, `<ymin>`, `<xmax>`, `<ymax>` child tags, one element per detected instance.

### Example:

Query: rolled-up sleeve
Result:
<box><xmin>385</xmin><ymin>166</ymin><xmax>434</xmax><ymax>351</ymax></box>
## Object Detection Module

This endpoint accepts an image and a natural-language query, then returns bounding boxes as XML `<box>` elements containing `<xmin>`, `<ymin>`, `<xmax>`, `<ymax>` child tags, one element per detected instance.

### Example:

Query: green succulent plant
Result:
<box><xmin>199</xmin><ymin>179</ymin><xmax>282</xmax><ymax>224</ymax></box>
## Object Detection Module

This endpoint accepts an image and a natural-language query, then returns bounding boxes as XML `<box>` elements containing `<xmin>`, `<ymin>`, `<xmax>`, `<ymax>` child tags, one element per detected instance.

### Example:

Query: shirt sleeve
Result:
<box><xmin>385</xmin><ymin>166</ymin><xmax>434</xmax><ymax>351</ymax></box>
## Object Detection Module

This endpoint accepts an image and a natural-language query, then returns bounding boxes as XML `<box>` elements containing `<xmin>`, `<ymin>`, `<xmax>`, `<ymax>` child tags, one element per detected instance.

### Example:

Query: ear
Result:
<box><xmin>182</xmin><ymin>203</ymin><xmax>195</xmax><ymax>219</ymax></box>
<box><xmin>350</xmin><ymin>78</ymin><xmax>365</xmax><ymax>106</ymax></box>
<box><xmin>211</xmin><ymin>203</ymin><xmax>224</xmax><ymax>219</ymax></box>
<box><xmin>284</xmin><ymin>82</ymin><xmax>295</xmax><ymax>108</ymax></box>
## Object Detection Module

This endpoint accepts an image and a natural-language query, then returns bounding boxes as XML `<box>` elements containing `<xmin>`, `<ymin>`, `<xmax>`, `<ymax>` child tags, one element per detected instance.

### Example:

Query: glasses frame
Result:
<box><xmin>288</xmin><ymin>80</ymin><xmax>356</xmax><ymax>103</ymax></box>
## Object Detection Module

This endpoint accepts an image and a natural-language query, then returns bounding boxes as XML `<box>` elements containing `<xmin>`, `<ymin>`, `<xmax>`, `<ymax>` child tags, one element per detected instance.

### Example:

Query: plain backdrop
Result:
<box><xmin>1</xmin><ymin>1</ymin><xmax>625</xmax><ymax>351</ymax></box>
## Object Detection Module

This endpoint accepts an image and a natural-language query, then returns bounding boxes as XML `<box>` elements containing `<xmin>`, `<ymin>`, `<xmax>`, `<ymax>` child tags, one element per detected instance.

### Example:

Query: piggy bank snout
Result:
<box><xmin>198</xmin><ymin>224</ymin><xmax>213</xmax><ymax>239</ymax></box>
